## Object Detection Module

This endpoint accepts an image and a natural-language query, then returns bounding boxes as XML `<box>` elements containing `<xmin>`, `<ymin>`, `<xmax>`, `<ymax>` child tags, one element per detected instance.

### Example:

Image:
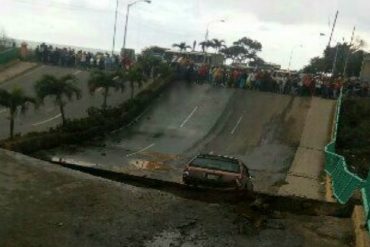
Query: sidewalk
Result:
<box><xmin>278</xmin><ymin>97</ymin><xmax>335</xmax><ymax>200</ymax></box>
<box><xmin>0</xmin><ymin>61</ymin><xmax>38</xmax><ymax>84</ymax></box>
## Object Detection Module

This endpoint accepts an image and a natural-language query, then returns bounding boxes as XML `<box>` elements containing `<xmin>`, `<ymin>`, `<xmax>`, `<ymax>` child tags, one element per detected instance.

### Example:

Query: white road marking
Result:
<box><xmin>180</xmin><ymin>106</ymin><xmax>198</xmax><ymax>128</ymax></box>
<box><xmin>32</xmin><ymin>113</ymin><xmax>62</xmax><ymax>126</ymax></box>
<box><xmin>126</xmin><ymin>143</ymin><xmax>155</xmax><ymax>157</ymax></box>
<box><xmin>73</xmin><ymin>70</ymin><xmax>82</xmax><ymax>75</ymax></box>
<box><xmin>231</xmin><ymin>116</ymin><xmax>243</xmax><ymax>135</ymax></box>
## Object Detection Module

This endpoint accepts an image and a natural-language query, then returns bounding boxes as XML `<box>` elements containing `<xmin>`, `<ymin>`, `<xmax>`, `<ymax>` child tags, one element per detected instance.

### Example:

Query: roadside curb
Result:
<box><xmin>47</xmin><ymin>157</ymin><xmax>355</xmax><ymax>218</ymax></box>
<box><xmin>325</xmin><ymin>97</ymin><xmax>338</xmax><ymax>202</ymax></box>
<box><xmin>0</xmin><ymin>62</ymin><xmax>40</xmax><ymax>84</ymax></box>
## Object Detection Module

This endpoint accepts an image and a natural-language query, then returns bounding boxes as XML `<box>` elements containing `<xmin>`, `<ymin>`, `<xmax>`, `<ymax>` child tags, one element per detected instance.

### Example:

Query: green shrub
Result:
<box><xmin>337</xmin><ymin>97</ymin><xmax>370</xmax><ymax>178</ymax></box>
<box><xmin>0</xmin><ymin>75</ymin><xmax>174</xmax><ymax>154</ymax></box>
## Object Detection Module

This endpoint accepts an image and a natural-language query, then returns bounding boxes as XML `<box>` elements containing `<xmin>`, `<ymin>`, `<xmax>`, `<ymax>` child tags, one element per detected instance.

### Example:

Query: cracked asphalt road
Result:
<box><xmin>0</xmin><ymin>149</ymin><xmax>353</xmax><ymax>247</ymax></box>
<box><xmin>51</xmin><ymin>81</ymin><xmax>312</xmax><ymax>193</ymax></box>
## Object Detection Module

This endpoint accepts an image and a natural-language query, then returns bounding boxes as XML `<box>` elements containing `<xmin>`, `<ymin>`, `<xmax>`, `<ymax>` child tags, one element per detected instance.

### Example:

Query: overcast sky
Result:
<box><xmin>1</xmin><ymin>0</ymin><xmax>369</xmax><ymax>69</ymax></box>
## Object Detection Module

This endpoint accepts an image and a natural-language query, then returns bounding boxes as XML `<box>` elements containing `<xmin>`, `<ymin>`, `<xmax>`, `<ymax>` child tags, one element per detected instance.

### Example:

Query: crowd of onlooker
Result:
<box><xmin>35</xmin><ymin>43</ymin><xmax>121</xmax><ymax>70</ymax></box>
<box><xmin>173</xmin><ymin>60</ymin><xmax>370</xmax><ymax>99</ymax></box>
<box><xmin>33</xmin><ymin>43</ymin><xmax>370</xmax><ymax>99</ymax></box>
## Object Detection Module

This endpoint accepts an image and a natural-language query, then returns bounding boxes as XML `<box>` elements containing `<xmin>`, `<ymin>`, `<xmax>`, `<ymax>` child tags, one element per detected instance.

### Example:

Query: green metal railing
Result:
<box><xmin>324</xmin><ymin>89</ymin><xmax>370</xmax><ymax>231</ymax></box>
<box><xmin>362</xmin><ymin>185</ymin><xmax>370</xmax><ymax>229</ymax></box>
<box><xmin>0</xmin><ymin>48</ymin><xmax>19</xmax><ymax>65</ymax></box>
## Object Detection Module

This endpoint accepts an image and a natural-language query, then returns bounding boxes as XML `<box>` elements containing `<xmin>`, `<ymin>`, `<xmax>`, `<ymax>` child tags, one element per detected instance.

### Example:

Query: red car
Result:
<box><xmin>183</xmin><ymin>154</ymin><xmax>254</xmax><ymax>191</ymax></box>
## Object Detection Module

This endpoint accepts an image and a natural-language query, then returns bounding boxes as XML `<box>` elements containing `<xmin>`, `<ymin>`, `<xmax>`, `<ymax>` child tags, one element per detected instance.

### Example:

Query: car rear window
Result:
<box><xmin>190</xmin><ymin>157</ymin><xmax>240</xmax><ymax>173</ymax></box>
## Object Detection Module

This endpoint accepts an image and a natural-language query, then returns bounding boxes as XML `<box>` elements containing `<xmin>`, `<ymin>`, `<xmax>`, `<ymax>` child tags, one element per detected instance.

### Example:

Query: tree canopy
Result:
<box><xmin>88</xmin><ymin>70</ymin><xmax>125</xmax><ymax>110</ymax></box>
<box><xmin>220</xmin><ymin>36</ymin><xmax>263</xmax><ymax>64</ymax></box>
<box><xmin>35</xmin><ymin>74</ymin><xmax>81</xmax><ymax>125</ymax></box>
<box><xmin>0</xmin><ymin>88</ymin><xmax>36</xmax><ymax>138</ymax></box>
<box><xmin>172</xmin><ymin>42</ymin><xmax>191</xmax><ymax>52</ymax></box>
<box><xmin>303</xmin><ymin>38</ymin><xmax>367</xmax><ymax>77</ymax></box>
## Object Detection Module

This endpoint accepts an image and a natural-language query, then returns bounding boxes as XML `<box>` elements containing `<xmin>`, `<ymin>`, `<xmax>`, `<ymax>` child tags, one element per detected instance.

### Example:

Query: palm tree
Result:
<box><xmin>35</xmin><ymin>74</ymin><xmax>81</xmax><ymax>126</ymax></box>
<box><xmin>199</xmin><ymin>40</ymin><xmax>214</xmax><ymax>53</ymax></box>
<box><xmin>212</xmin><ymin>39</ymin><xmax>226</xmax><ymax>53</ymax></box>
<box><xmin>88</xmin><ymin>70</ymin><xmax>125</xmax><ymax>110</ymax></box>
<box><xmin>126</xmin><ymin>65</ymin><xmax>144</xmax><ymax>99</ymax></box>
<box><xmin>172</xmin><ymin>42</ymin><xmax>191</xmax><ymax>52</ymax></box>
<box><xmin>0</xmin><ymin>88</ymin><xmax>36</xmax><ymax>139</ymax></box>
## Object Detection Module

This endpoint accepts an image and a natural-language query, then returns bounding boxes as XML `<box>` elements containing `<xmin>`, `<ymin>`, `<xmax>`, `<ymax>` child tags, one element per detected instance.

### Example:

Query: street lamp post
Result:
<box><xmin>111</xmin><ymin>0</ymin><xmax>119</xmax><ymax>56</ymax></box>
<box><xmin>343</xmin><ymin>26</ymin><xmax>356</xmax><ymax>78</ymax></box>
<box><xmin>204</xmin><ymin>19</ymin><xmax>225</xmax><ymax>42</ymax></box>
<box><xmin>287</xmin><ymin>44</ymin><xmax>303</xmax><ymax>72</ymax></box>
<box><xmin>122</xmin><ymin>0</ymin><xmax>151</xmax><ymax>55</ymax></box>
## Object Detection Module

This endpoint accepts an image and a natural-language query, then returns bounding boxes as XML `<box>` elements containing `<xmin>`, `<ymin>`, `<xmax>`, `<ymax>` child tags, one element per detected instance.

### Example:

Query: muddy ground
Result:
<box><xmin>0</xmin><ymin>149</ymin><xmax>354</xmax><ymax>247</ymax></box>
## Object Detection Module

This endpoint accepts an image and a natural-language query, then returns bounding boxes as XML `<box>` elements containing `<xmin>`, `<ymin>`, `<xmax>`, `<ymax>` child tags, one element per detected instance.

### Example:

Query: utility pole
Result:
<box><xmin>204</xmin><ymin>19</ymin><xmax>225</xmax><ymax>45</ymax></box>
<box><xmin>327</xmin><ymin>10</ymin><xmax>339</xmax><ymax>48</ymax></box>
<box><xmin>122</xmin><ymin>0</ymin><xmax>151</xmax><ymax>55</ymax></box>
<box><xmin>287</xmin><ymin>49</ymin><xmax>294</xmax><ymax>72</ymax></box>
<box><xmin>111</xmin><ymin>0</ymin><xmax>119</xmax><ymax>56</ymax></box>
<box><xmin>343</xmin><ymin>26</ymin><xmax>356</xmax><ymax>78</ymax></box>
<box><xmin>122</xmin><ymin>4</ymin><xmax>130</xmax><ymax>55</ymax></box>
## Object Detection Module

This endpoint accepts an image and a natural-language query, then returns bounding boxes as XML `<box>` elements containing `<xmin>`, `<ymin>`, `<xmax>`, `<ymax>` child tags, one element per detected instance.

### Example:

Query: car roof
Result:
<box><xmin>195</xmin><ymin>154</ymin><xmax>240</xmax><ymax>164</ymax></box>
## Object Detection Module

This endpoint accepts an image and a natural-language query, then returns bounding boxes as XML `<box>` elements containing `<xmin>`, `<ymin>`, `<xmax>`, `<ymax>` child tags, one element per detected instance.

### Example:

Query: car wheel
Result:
<box><xmin>246</xmin><ymin>181</ymin><xmax>254</xmax><ymax>192</ymax></box>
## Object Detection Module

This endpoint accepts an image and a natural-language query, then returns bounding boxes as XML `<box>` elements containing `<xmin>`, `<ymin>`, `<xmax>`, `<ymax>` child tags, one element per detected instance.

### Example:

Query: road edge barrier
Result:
<box><xmin>324</xmin><ymin>89</ymin><xmax>370</xmax><ymax>234</ymax></box>
<box><xmin>0</xmin><ymin>48</ymin><xmax>19</xmax><ymax>65</ymax></box>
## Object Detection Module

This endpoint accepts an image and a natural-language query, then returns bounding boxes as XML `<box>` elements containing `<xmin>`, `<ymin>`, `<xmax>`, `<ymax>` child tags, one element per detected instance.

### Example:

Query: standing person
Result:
<box><xmin>250</xmin><ymin>71</ymin><xmax>257</xmax><ymax>90</ymax></box>
<box><xmin>216</xmin><ymin>67</ymin><xmax>224</xmax><ymax>87</ymax></box>
<box><xmin>211</xmin><ymin>67</ymin><xmax>218</xmax><ymax>86</ymax></box>
<box><xmin>292</xmin><ymin>75</ymin><xmax>300</xmax><ymax>95</ymax></box>
<box><xmin>361</xmin><ymin>81</ymin><xmax>369</xmax><ymax>97</ymax></box>
<box><xmin>90</xmin><ymin>56</ymin><xmax>95</xmax><ymax>68</ymax></box>
<box><xmin>284</xmin><ymin>75</ymin><xmax>292</xmax><ymax>94</ymax></box>
<box><xmin>334</xmin><ymin>77</ymin><xmax>343</xmax><ymax>98</ymax></box>
<box><xmin>240</xmin><ymin>70</ymin><xmax>247</xmax><ymax>89</ymax></box>
<box><xmin>315</xmin><ymin>76</ymin><xmax>322</xmax><ymax>96</ymax></box>
<box><xmin>198</xmin><ymin>64</ymin><xmax>208</xmax><ymax>84</ymax></box>
<box><xmin>280</xmin><ymin>75</ymin><xmax>287</xmax><ymax>94</ymax></box>
<box><xmin>185</xmin><ymin>63</ymin><xmax>194</xmax><ymax>84</ymax></box>
<box><xmin>232</xmin><ymin>69</ymin><xmax>238</xmax><ymax>88</ymax></box>
<box><xmin>96</xmin><ymin>54</ymin><xmax>101</xmax><ymax>69</ymax></box>
<box><xmin>302</xmin><ymin>74</ymin><xmax>312</xmax><ymax>96</ymax></box>
<box><xmin>309</xmin><ymin>76</ymin><xmax>316</xmax><ymax>96</ymax></box>
<box><xmin>321</xmin><ymin>78</ymin><xmax>329</xmax><ymax>98</ymax></box>
<box><xmin>81</xmin><ymin>52</ymin><xmax>86</xmax><ymax>69</ymax></box>
<box><xmin>40</xmin><ymin>43</ymin><xmax>47</xmax><ymax>63</ymax></box>
<box><xmin>104</xmin><ymin>53</ymin><xmax>109</xmax><ymax>71</ymax></box>
<box><xmin>255</xmin><ymin>70</ymin><xmax>262</xmax><ymax>91</ymax></box>
<box><xmin>246</xmin><ymin>71</ymin><xmax>253</xmax><ymax>90</ymax></box>
<box><xmin>297</xmin><ymin>74</ymin><xmax>305</xmax><ymax>96</ymax></box>
<box><xmin>328</xmin><ymin>80</ymin><xmax>335</xmax><ymax>99</ymax></box>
